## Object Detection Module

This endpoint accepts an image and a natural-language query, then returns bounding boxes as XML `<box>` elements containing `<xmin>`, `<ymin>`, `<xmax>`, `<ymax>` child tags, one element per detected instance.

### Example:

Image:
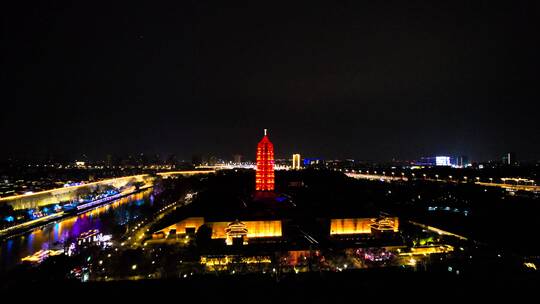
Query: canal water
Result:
<box><xmin>0</xmin><ymin>188</ymin><xmax>154</xmax><ymax>273</ymax></box>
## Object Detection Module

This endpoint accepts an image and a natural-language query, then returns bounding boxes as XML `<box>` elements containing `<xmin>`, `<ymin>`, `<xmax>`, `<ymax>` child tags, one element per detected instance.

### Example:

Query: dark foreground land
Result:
<box><xmin>3</xmin><ymin>270</ymin><xmax>539</xmax><ymax>301</ymax></box>
<box><xmin>2</xmin><ymin>169</ymin><xmax>539</xmax><ymax>300</ymax></box>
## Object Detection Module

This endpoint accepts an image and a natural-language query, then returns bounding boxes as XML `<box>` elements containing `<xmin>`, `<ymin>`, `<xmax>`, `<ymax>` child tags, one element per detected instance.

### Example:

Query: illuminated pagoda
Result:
<box><xmin>255</xmin><ymin>129</ymin><xmax>275</xmax><ymax>191</ymax></box>
<box><xmin>225</xmin><ymin>219</ymin><xmax>249</xmax><ymax>245</ymax></box>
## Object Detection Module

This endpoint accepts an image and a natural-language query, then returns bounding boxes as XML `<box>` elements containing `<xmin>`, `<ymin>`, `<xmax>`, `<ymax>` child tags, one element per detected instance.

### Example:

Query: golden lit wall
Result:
<box><xmin>392</xmin><ymin>218</ymin><xmax>399</xmax><ymax>232</ymax></box>
<box><xmin>330</xmin><ymin>218</ymin><xmax>400</xmax><ymax>235</ymax></box>
<box><xmin>0</xmin><ymin>174</ymin><xmax>152</xmax><ymax>210</ymax></box>
<box><xmin>409</xmin><ymin>245</ymin><xmax>454</xmax><ymax>255</ymax></box>
<box><xmin>330</xmin><ymin>218</ymin><xmax>372</xmax><ymax>235</ymax></box>
<box><xmin>158</xmin><ymin>218</ymin><xmax>282</xmax><ymax>239</ymax></box>
<box><xmin>209</xmin><ymin>220</ymin><xmax>282</xmax><ymax>239</ymax></box>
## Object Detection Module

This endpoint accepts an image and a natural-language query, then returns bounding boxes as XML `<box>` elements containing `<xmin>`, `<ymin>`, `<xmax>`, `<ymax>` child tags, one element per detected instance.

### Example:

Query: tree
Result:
<box><xmin>0</xmin><ymin>204</ymin><xmax>14</xmax><ymax>217</ymax></box>
<box><xmin>195</xmin><ymin>224</ymin><xmax>213</xmax><ymax>249</ymax></box>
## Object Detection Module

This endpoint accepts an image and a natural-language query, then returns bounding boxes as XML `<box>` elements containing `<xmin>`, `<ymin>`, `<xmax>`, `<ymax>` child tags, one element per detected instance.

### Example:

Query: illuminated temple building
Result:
<box><xmin>255</xmin><ymin>129</ymin><xmax>275</xmax><ymax>191</ymax></box>
<box><xmin>155</xmin><ymin>216</ymin><xmax>398</xmax><ymax>245</ymax></box>
<box><xmin>155</xmin><ymin>217</ymin><xmax>282</xmax><ymax>246</ymax></box>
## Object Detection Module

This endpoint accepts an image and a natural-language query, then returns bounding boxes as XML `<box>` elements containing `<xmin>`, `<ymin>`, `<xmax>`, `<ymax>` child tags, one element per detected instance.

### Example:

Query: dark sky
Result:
<box><xmin>2</xmin><ymin>1</ymin><xmax>539</xmax><ymax>162</ymax></box>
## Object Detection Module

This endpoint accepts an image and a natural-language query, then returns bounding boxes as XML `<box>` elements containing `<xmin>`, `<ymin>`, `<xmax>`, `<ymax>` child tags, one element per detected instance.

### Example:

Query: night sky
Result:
<box><xmin>2</xmin><ymin>1</ymin><xmax>539</xmax><ymax>162</ymax></box>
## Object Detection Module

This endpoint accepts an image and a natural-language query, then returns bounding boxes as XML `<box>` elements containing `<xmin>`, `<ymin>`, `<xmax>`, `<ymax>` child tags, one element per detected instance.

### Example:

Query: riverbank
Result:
<box><xmin>0</xmin><ymin>186</ymin><xmax>152</xmax><ymax>241</ymax></box>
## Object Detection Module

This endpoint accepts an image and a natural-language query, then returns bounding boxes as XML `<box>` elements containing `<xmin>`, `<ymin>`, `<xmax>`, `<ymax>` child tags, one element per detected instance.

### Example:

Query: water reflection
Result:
<box><xmin>0</xmin><ymin>189</ymin><xmax>152</xmax><ymax>272</ymax></box>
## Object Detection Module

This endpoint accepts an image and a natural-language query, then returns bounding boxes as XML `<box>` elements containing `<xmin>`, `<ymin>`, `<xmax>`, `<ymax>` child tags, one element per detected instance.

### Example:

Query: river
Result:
<box><xmin>0</xmin><ymin>188</ymin><xmax>154</xmax><ymax>273</ymax></box>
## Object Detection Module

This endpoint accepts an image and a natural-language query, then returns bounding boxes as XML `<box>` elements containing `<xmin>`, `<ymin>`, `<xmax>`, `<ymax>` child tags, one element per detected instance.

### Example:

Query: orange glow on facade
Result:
<box><xmin>200</xmin><ymin>256</ymin><xmax>272</xmax><ymax>271</ymax></box>
<box><xmin>292</xmin><ymin>154</ymin><xmax>301</xmax><ymax>170</ymax></box>
<box><xmin>408</xmin><ymin>245</ymin><xmax>454</xmax><ymax>255</ymax></box>
<box><xmin>285</xmin><ymin>250</ymin><xmax>320</xmax><ymax>266</ymax></box>
<box><xmin>256</xmin><ymin>129</ymin><xmax>275</xmax><ymax>191</ymax></box>
<box><xmin>330</xmin><ymin>218</ymin><xmax>373</xmax><ymax>235</ymax></box>
<box><xmin>157</xmin><ymin>218</ymin><xmax>282</xmax><ymax>240</ymax></box>
<box><xmin>209</xmin><ymin>220</ymin><xmax>282</xmax><ymax>239</ymax></box>
<box><xmin>330</xmin><ymin>217</ymin><xmax>399</xmax><ymax>235</ymax></box>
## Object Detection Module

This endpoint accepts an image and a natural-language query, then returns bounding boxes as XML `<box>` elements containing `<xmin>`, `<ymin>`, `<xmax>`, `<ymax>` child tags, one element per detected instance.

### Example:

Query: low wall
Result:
<box><xmin>0</xmin><ymin>170</ymin><xmax>215</xmax><ymax>211</ymax></box>
<box><xmin>0</xmin><ymin>174</ymin><xmax>152</xmax><ymax>210</ymax></box>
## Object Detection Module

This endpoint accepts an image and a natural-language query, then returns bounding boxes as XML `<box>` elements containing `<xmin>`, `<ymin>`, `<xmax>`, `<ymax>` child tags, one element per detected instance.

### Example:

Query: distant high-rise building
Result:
<box><xmin>152</xmin><ymin>154</ymin><xmax>161</xmax><ymax>165</ymax></box>
<box><xmin>166</xmin><ymin>154</ymin><xmax>178</xmax><ymax>167</ymax></box>
<box><xmin>233</xmin><ymin>154</ymin><xmax>242</xmax><ymax>164</ymax></box>
<box><xmin>105</xmin><ymin>154</ymin><xmax>112</xmax><ymax>167</ymax></box>
<box><xmin>292</xmin><ymin>154</ymin><xmax>301</xmax><ymax>170</ymax></box>
<box><xmin>416</xmin><ymin>155</ymin><xmax>469</xmax><ymax>168</ymax></box>
<box><xmin>137</xmin><ymin>153</ymin><xmax>148</xmax><ymax>166</ymax></box>
<box><xmin>303</xmin><ymin>158</ymin><xmax>324</xmax><ymax>168</ymax></box>
<box><xmin>192</xmin><ymin>154</ymin><xmax>203</xmax><ymax>166</ymax></box>
<box><xmin>255</xmin><ymin>129</ymin><xmax>275</xmax><ymax>191</ymax></box>
<box><xmin>208</xmin><ymin>156</ymin><xmax>218</xmax><ymax>166</ymax></box>
<box><xmin>456</xmin><ymin>155</ymin><xmax>469</xmax><ymax>167</ymax></box>
<box><xmin>417</xmin><ymin>156</ymin><xmax>460</xmax><ymax>167</ymax></box>
<box><xmin>502</xmin><ymin>152</ymin><xmax>516</xmax><ymax>165</ymax></box>
<box><xmin>435</xmin><ymin>156</ymin><xmax>451</xmax><ymax>166</ymax></box>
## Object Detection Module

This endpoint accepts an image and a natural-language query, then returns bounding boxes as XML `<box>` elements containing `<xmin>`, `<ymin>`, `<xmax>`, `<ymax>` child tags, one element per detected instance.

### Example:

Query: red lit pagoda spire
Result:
<box><xmin>255</xmin><ymin>129</ymin><xmax>275</xmax><ymax>191</ymax></box>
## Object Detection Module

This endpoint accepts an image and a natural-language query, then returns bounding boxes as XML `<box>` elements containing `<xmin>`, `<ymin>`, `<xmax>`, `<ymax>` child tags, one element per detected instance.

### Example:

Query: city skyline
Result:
<box><xmin>0</xmin><ymin>139</ymin><xmax>529</xmax><ymax>165</ymax></box>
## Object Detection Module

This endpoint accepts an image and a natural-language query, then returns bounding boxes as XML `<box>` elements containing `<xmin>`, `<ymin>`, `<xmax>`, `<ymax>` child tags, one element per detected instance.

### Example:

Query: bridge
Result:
<box><xmin>157</xmin><ymin>170</ymin><xmax>215</xmax><ymax>178</ymax></box>
<box><xmin>475</xmin><ymin>182</ymin><xmax>540</xmax><ymax>192</ymax></box>
<box><xmin>346</xmin><ymin>173</ymin><xmax>408</xmax><ymax>182</ymax></box>
<box><xmin>346</xmin><ymin>172</ymin><xmax>538</xmax><ymax>192</ymax></box>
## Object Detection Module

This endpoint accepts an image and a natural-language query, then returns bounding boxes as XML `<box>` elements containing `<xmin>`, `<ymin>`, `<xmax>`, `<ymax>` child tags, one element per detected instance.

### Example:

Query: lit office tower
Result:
<box><xmin>502</xmin><ymin>152</ymin><xmax>516</xmax><ymax>165</ymax></box>
<box><xmin>256</xmin><ymin>129</ymin><xmax>275</xmax><ymax>191</ymax></box>
<box><xmin>292</xmin><ymin>154</ymin><xmax>301</xmax><ymax>170</ymax></box>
